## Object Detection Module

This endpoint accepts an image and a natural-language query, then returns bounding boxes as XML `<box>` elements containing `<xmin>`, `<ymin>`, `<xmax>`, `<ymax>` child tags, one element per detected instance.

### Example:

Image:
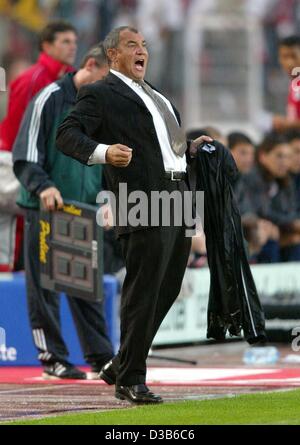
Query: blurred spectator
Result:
<box><xmin>287</xmin><ymin>129</ymin><xmax>300</xmax><ymax>209</ymax></box>
<box><xmin>249</xmin><ymin>0</ymin><xmax>297</xmax><ymax>69</ymax></box>
<box><xmin>228</xmin><ymin>131</ymin><xmax>279</xmax><ymax>261</ymax></box>
<box><xmin>247</xmin><ymin>0</ymin><xmax>298</xmax><ymax>114</ymax></box>
<box><xmin>228</xmin><ymin>132</ymin><xmax>255</xmax><ymax>174</ymax></box>
<box><xmin>0</xmin><ymin>20</ymin><xmax>77</xmax><ymax>271</ymax></box>
<box><xmin>241</xmin><ymin>133</ymin><xmax>300</xmax><ymax>262</ymax></box>
<box><xmin>273</xmin><ymin>35</ymin><xmax>300</xmax><ymax>132</ymax></box>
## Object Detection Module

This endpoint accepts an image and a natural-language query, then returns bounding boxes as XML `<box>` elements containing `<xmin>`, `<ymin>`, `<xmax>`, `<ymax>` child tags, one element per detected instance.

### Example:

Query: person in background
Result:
<box><xmin>12</xmin><ymin>44</ymin><xmax>114</xmax><ymax>380</ymax></box>
<box><xmin>228</xmin><ymin>132</ymin><xmax>255</xmax><ymax>174</ymax></box>
<box><xmin>273</xmin><ymin>35</ymin><xmax>300</xmax><ymax>132</ymax></box>
<box><xmin>242</xmin><ymin>133</ymin><xmax>300</xmax><ymax>262</ymax></box>
<box><xmin>228</xmin><ymin>131</ymin><xmax>280</xmax><ymax>262</ymax></box>
<box><xmin>0</xmin><ymin>20</ymin><xmax>78</xmax><ymax>272</ymax></box>
<box><xmin>287</xmin><ymin>130</ymin><xmax>300</xmax><ymax>209</ymax></box>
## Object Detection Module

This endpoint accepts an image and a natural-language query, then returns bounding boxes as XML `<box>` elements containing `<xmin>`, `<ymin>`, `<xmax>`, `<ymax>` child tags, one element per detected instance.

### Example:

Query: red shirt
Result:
<box><xmin>0</xmin><ymin>52</ymin><xmax>74</xmax><ymax>151</ymax></box>
<box><xmin>287</xmin><ymin>78</ymin><xmax>300</xmax><ymax>121</ymax></box>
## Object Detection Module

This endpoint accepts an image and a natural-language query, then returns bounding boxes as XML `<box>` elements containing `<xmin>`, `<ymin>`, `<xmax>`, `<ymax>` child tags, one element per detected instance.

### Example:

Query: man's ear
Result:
<box><xmin>107</xmin><ymin>48</ymin><xmax>118</xmax><ymax>64</ymax></box>
<box><xmin>41</xmin><ymin>41</ymin><xmax>54</xmax><ymax>56</ymax></box>
<box><xmin>85</xmin><ymin>57</ymin><xmax>97</xmax><ymax>72</ymax></box>
<box><xmin>42</xmin><ymin>42</ymin><xmax>51</xmax><ymax>53</ymax></box>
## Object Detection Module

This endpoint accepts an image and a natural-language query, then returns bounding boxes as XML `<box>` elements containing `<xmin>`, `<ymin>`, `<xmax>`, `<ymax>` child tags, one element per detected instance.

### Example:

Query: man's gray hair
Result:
<box><xmin>103</xmin><ymin>26</ymin><xmax>139</xmax><ymax>53</ymax></box>
<box><xmin>80</xmin><ymin>43</ymin><xmax>108</xmax><ymax>68</ymax></box>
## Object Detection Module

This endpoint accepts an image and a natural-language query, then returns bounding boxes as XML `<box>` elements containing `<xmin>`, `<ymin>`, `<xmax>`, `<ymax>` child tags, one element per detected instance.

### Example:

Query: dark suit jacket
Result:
<box><xmin>56</xmin><ymin>72</ymin><xmax>190</xmax><ymax>236</ymax></box>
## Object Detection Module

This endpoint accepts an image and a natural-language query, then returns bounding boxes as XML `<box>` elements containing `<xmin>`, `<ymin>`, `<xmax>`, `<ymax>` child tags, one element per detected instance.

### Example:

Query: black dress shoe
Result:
<box><xmin>115</xmin><ymin>384</ymin><xmax>163</xmax><ymax>404</ymax></box>
<box><xmin>99</xmin><ymin>359</ymin><xmax>117</xmax><ymax>385</ymax></box>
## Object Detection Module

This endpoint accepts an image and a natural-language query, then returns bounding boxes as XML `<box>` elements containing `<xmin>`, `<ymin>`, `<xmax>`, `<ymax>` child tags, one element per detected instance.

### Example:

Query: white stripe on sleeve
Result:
<box><xmin>27</xmin><ymin>83</ymin><xmax>60</xmax><ymax>163</ymax></box>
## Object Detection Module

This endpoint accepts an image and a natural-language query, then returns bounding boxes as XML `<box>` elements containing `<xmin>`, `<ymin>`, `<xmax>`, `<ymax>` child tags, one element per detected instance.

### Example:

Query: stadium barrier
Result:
<box><xmin>1</xmin><ymin>263</ymin><xmax>300</xmax><ymax>365</ymax></box>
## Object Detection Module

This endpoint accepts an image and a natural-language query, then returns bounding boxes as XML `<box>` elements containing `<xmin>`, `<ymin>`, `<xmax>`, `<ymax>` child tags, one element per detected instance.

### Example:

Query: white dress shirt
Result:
<box><xmin>88</xmin><ymin>69</ymin><xmax>187</xmax><ymax>172</ymax></box>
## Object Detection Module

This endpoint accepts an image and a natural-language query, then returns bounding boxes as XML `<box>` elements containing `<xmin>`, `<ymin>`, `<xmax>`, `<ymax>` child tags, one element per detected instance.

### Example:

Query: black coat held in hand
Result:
<box><xmin>193</xmin><ymin>141</ymin><xmax>267</xmax><ymax>344</ymax></box>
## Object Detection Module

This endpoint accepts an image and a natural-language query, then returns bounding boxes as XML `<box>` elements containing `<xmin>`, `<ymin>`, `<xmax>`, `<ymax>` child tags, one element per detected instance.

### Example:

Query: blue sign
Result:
<box><xmin>0</xmin><ymin>273</ymin><xmax>120</xmax><ymax>366</ymax></box>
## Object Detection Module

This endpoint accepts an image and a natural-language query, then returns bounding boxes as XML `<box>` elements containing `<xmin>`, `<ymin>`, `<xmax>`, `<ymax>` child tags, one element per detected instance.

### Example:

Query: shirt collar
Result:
<box><xmin>110</xmin><ymin>69</ymin><xmax>142</xmax><ymax>88</ymax></box>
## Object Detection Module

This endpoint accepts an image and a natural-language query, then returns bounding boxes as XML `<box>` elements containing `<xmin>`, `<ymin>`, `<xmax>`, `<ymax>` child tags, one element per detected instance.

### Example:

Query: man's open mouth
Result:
<box><xmin>135</xmin><ymin>59</ymin><xmax>145</xmax><ymax>71</ymax></box>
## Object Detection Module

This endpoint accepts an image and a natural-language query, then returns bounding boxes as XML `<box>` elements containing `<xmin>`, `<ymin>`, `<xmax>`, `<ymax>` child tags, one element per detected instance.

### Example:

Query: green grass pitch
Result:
<box><xmin>4</xmin><ymin>389</ymin><xmax>300</xmax><ymax>425</ymax></box>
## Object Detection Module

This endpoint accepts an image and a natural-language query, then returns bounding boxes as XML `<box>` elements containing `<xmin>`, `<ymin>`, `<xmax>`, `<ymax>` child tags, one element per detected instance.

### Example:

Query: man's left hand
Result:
<box><xmin>39</xmin><ymin>186</ymin><xmax>64</xmax><ymax>211</ymax></box>
<box><xmin>190</xmin><ymin>135</ymin><xmax>214</xmax><ymax>157</ymax></box>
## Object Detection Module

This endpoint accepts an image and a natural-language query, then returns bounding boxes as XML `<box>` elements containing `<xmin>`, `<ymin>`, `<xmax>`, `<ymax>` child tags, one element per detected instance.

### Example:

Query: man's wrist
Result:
<box><xmin>36</xmin><ymin>180</ymin><xmax>56</xmax><ymax>196</ymax></box>
<box><xmin>88</xmin><ymin>144</ymin><xmax>110</xmax><ymax>165</ymax></box>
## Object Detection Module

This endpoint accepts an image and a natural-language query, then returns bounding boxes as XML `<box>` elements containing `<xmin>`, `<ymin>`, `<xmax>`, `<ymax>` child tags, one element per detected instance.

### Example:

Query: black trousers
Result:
<box><xmin>24</xmin><ymin>209</ymin><xmax>114</xmax><ymax>367</ymax></box>
<box><xmin>114</xmin><ymin>179</ymin><xmax>192</xmax><ymax>385</ymax></box>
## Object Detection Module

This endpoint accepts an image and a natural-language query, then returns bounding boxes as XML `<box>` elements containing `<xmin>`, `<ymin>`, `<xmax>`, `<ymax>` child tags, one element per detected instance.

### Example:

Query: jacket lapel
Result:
<box><xmin>105</xmin><ymin>72</ymin><xmax>148</xmax><ymax>111</ymax></box>
<box><xmin>104</xmin><ymin>72</ymin><xmax>181</xmax><ymax>126</ymax></box>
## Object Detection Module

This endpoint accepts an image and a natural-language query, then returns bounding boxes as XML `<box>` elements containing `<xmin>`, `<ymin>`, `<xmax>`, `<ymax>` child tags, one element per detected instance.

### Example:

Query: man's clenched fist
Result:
<box><xmin>106</xmin><ymin>144</ymin><xmax>133</xmax><ymax>167</ymax></box>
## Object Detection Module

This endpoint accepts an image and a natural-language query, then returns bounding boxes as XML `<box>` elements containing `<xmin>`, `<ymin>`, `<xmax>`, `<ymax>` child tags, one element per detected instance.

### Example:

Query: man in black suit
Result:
<box><xmin>56</xmin><ymin>26</ymin><xmax>211</xmax><ymax>404</ymax></box>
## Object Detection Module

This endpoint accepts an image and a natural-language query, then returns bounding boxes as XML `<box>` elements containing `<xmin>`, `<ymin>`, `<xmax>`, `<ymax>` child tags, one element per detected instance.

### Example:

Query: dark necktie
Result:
<box><xmin>139</xmin><ymin>81</ymin><xmax>187</xmax><ymax>158</ymax></box>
